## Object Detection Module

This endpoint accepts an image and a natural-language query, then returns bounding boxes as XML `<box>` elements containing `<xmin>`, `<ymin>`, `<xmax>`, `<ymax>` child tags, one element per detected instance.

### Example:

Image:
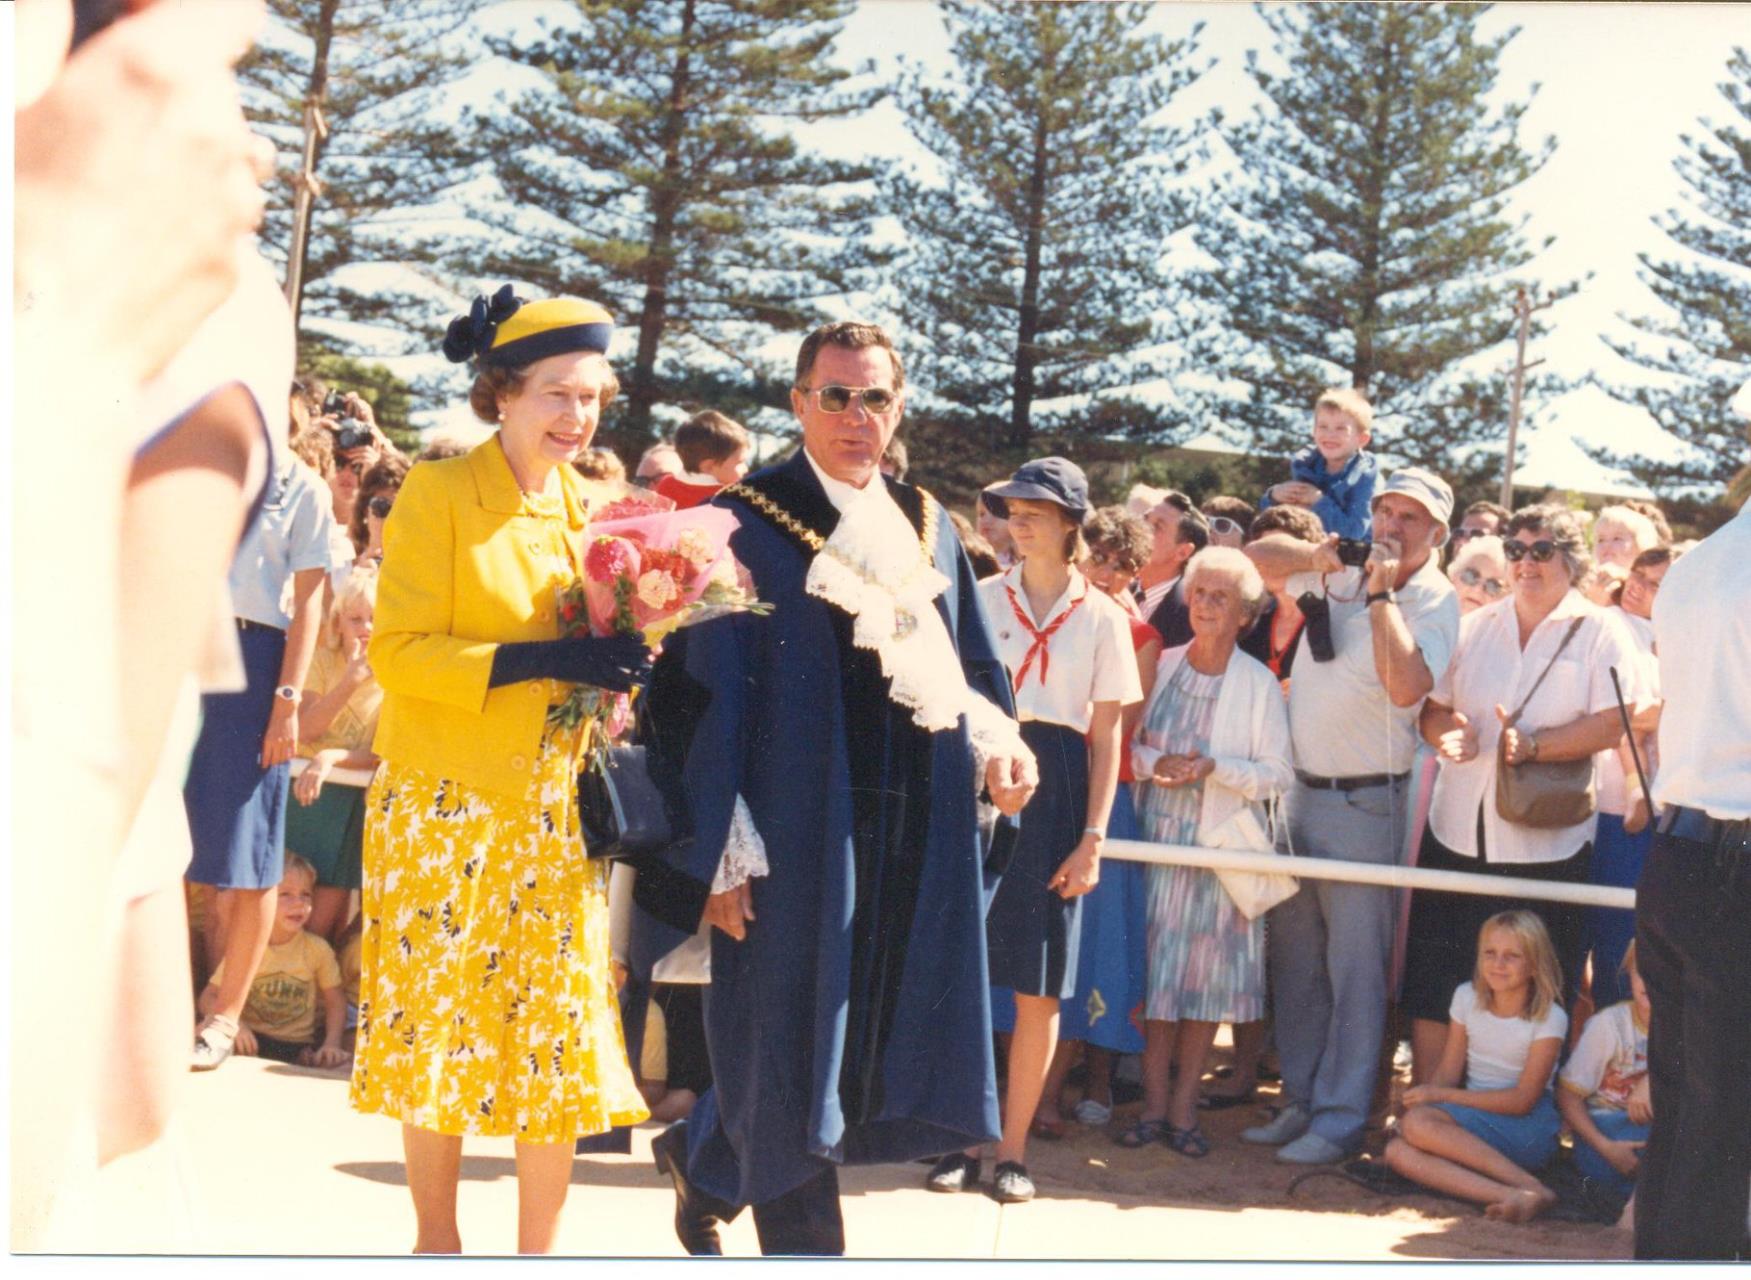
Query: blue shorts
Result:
<box><xmin>1433</xmin><ymin>1093</ymin><xmax>1560</xmax><ymax>1171</ymax></box>
<box><xmin>1571</xmin><ymin>1106</ymin><xmax>1647</xmax><ymax>1201</ymax></box>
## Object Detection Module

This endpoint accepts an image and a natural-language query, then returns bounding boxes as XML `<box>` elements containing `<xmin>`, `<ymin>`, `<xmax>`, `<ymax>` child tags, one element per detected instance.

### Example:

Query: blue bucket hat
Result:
<box><xmin>983</xmin><ymin>457</ymin><xmax>1091</xmax><ymax>524</ymax></box>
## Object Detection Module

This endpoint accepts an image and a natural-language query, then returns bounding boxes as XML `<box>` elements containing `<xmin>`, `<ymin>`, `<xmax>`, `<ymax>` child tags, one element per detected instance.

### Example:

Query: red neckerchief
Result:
<box><xmin>1003</xmin><ymin>575</ymin><xmax>1088</xmax><ymax>693</ymax></box>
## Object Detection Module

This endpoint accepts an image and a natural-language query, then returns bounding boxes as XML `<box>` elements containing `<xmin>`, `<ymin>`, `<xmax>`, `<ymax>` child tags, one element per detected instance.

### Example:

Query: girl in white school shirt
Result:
<box><xmin>926</xmin><ymin>458</ymin><xmax>1141</xmax><ymax>1205</ymax></box>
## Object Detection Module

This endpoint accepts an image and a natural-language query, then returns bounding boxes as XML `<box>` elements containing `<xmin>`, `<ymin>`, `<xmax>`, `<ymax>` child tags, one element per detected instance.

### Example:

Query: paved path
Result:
<box><xmin>64</xmin><ymin>1056</ymin><xmax>1628</xmax><ymax>1260</ymax></box>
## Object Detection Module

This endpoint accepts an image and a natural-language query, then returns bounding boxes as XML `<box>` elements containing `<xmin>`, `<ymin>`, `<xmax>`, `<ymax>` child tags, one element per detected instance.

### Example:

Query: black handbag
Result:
<box><xmin>577</xmin><ymin>743</ymin><xmax>674</xmax><ymax>860</ymax></box>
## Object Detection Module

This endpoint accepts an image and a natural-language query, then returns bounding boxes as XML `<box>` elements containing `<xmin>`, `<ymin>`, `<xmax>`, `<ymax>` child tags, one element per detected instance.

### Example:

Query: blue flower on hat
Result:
<box><xmin>442</xmin><ymin>284</ymin><xmax>523</xmax><ymax>364</ymax></box>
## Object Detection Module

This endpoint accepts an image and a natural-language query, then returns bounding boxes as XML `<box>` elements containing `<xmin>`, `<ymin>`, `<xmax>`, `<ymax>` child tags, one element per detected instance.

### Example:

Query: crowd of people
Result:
<box><xmin>15</xmin><ymin>0</ymin><xmax>1748</xmax><ymax>1261</ymax></box>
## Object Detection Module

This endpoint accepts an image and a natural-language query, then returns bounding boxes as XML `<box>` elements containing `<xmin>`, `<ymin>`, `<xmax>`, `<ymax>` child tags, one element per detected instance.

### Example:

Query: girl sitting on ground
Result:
<box><xmin>1557</xmin><ymin>941</ymin><xmax>1651</xmax><ymax>1224</ymax></box>
<box><xmin>1386</xmin><ymin>910</ymin><xmax>1568</xmax><ymax>1223</ymax></box>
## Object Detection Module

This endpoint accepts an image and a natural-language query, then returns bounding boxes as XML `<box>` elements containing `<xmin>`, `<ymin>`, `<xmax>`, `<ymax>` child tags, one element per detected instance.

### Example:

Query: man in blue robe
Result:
<box><xmin>635</xmin><ymin>321</ymin><xmax>1036</xmax><ymax>1256</ymax></box>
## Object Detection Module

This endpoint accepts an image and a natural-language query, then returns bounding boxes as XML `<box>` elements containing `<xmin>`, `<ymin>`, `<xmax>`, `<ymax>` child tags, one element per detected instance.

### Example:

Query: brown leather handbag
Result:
<box><xmin>1494</xmin><ymin>617</ymin><xmax>1596</xmax><ymax>829</ymax></box>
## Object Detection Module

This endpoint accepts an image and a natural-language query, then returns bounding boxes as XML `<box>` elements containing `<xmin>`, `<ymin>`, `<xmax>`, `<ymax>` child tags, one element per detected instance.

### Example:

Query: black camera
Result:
<box><xmin>322</xmin><ymin>390</ymin><xmax>349</xmax><ymax>417</ymax></box>
<box><xmin>1298</xmin><ymin>590</ymin><xmax>1336</xmax><ymax>663</ymax></box>
<box><xmin>332</xmin><ymin>420</ymin><xmax>373</xmax><ymax>452</ymax></box>
<box><xmin>1335</xmin><ymin>537</ymin><xmax>1373</xmax><ymax>568</ymax></box>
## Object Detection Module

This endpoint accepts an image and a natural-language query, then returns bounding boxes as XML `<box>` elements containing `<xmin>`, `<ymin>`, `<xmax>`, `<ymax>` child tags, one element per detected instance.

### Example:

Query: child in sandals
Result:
<box><xmin>1385</xmin><ymin>910</ymin><xmax>1567</xmax><ymax>1222</ymax></box>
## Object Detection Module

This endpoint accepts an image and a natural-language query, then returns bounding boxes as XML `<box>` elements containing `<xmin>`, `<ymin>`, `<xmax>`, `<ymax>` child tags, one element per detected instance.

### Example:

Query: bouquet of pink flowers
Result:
<box><xmin>548</xmin><ymin>503</ymin><xmax>770</xmax><ymax>744</ymax></box>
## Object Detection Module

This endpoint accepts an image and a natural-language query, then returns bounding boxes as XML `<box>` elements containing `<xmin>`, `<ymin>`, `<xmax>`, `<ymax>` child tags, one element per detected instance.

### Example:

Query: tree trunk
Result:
<box><xmin>1352</xmin><ymin>12</ymin><xmax>1397</xmax><ymax>395</ymax></box>
<box><xmin>625</xmin><ymin>0</ymin><xmax>696</xmax><ymax>446</ymax></box>
<box><xmin>1008</xmin><ymin>113</ymin><xmax>1050</xmax><ymax>451</ymax></box>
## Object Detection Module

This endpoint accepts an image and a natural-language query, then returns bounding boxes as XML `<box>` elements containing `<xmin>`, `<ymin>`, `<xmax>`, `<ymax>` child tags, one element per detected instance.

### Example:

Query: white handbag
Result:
<box><xmin>1204</xmin><ymin>796</ymin><xmax>1300</xmax><ymax>921</ymax></box>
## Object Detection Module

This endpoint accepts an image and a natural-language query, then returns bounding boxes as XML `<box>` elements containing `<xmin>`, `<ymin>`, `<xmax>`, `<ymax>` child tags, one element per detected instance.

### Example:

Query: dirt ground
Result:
<box><xmin>48</xmin><ymin>1038</ymin><xmax>1634</xmax><ymax>1262</ymax></box>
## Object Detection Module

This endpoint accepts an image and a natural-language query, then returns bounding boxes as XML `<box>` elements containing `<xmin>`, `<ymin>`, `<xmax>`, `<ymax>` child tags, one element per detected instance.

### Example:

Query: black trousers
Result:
<box><xmin>748</xmin><ymin>1166</ymin><xmax>844</xmax><ymax>1257</ymax></box>
<box><xmin>1634</xmin><ymin>827</ymin><xmax>1751</xmax><ymax>1260</ymax></box>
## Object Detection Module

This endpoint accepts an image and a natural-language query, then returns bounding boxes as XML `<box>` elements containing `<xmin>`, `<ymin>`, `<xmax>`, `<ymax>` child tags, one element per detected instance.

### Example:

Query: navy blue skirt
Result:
<box><xmin>986</xmin><ymin>719</ymin><xmax>1089</xmax><ymax>1001</ymax></box>
<box><xmin>183</xmin><ymin>625</ymin><xmax>289</xmax><ymax>890</ymax></box>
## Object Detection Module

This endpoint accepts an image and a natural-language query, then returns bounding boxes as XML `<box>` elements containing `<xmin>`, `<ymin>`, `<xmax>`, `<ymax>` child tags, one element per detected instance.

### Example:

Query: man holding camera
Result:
<box><xmin>1240</xmin><ymin>468</ymin><xmax>1461</xmax><ymax>1164</ymax></box>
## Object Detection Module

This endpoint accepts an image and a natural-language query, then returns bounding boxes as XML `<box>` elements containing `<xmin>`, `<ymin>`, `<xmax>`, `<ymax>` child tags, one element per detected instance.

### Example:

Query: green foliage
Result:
<box><xmin>1597</xmin><ymin>46</ymin><xmax>1751</xmax><ymax>503</ymax></box>
<box><xmin>454</xmin><ymin>0</ymin><xmax>886</xmax><ymax>451</ymax></box>
<box><xmin>1190</xmin><ymin>3</ymin><xmax>1566</xmax><ymax>485</ymax></box>
<box><xmin>296</xmin><ymin>334</ymin><xmax>421</xmax><ymax>452</ymax></box>
<box><xmin>886</xmin><ymin>1</ymin><xmax>1206</xmax><ymax>452</ymax></box>
<box><xmin>239</xmin><ymin>1</ymin><xmax>487</xmax><ymax>330</ymax></box>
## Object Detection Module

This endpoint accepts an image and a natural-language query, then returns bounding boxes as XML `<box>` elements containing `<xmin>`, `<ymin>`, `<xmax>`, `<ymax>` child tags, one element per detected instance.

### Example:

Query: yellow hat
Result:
<box><xmin>442</xmin><ymin>284</ymin><xmax>614</xmax><ymax>368</ymax></box>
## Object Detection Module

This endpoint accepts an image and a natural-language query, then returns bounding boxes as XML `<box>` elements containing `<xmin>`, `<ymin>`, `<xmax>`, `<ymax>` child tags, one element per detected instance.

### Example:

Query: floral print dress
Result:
<box><xmin>348</xmin><ymin>490</ymin><xmax>647</xmax><ymax>1143</ymax></box>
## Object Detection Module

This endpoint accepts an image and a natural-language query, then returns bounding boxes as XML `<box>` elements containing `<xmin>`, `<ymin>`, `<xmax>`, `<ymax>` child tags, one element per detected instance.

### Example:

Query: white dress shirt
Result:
<box><xmin>1428</xmin><ymin>590</ymin><xmax>1645</xmax><ymax>864</ymax></box>
<box><xmin>1286</xmin><ymin>558</ymin><xmax>1460</xmax><ymax>778</ymax></box>
<box><xmin>978</xmin><ymin>565</ymin><xmax>1142</xmax><ymax>734</ymax></box>
<box><xmin>1652</xmin><ymin>502</ymin><xmax>1751</xmax><ymax>820</ymax></box>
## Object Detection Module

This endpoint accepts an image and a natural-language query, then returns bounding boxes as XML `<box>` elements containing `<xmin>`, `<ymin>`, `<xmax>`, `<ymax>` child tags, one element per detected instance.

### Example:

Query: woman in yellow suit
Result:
<box><xmin>349</xmin><ymin>287</ymin><xmax>653</xmax><ymax>1254</ymax></box>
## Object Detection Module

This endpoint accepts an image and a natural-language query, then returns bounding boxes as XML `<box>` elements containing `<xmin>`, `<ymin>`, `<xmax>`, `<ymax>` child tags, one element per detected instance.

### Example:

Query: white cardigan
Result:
<box><xmin>1130</xmin><ymin>643</ymin><xmax>1294</xmax><ymax>846</ymax></box>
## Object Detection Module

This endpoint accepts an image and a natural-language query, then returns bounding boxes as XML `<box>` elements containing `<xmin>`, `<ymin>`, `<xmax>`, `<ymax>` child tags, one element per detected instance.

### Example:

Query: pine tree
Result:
<box><xmin>887</xmin><ymin>1</ymin><xmax>1205</xmax><ymax>452</ymax></box>
<box><xmin>1192</xmin><ymin>3</ymin><xmax>1561</xmax><ymax>489</ymax></box>
<box><xmin>239</xmin><ymin>1</ymin><xmax>486</xmax><ymax>333</ymax></box>
<box><xmin>1596</xmin><ymin>46</ymin><xmax>1751</xmax><ymax>502</ymax></box>
<box><xmin>456</xmin><ymin>0</ymin><xmax>883</xmax><ymax>449</ymax></box>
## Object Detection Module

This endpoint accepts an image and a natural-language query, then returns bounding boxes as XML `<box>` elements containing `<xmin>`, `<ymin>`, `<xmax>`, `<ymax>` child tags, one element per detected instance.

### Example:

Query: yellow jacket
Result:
<box><xmin>369</xmin><ymin>436</ymin><xmax>591</xmax><ymax>799</ymax></box>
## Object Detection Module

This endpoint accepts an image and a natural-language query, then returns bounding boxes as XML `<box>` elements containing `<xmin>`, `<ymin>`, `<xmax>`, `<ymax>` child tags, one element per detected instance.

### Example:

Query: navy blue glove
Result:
<box><xmin>489</xmin><ymin>633</ymin><xmax>654</xmax><ymax>693</ymax></box>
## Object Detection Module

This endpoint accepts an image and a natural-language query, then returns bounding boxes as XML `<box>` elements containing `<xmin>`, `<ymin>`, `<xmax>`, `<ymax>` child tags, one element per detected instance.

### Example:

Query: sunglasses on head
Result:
<box><xmin>807</xmin><ymin>384</ymin><xmax>896</xmax><ymax>414</ymax></box>
<box><xmin>1502</xmin><ymin>539</ymin><xmax>1560</xmax><ymax>563</ymax></box>
<box><xmin>368</xmin><ymin>494</ymin><xmax>394</xmax><ymax>519</ymax></box>
<box><xmin>1456</xmin><ymin>566</ymin><xmax>1508</xmax><ymax>596</ymax></box>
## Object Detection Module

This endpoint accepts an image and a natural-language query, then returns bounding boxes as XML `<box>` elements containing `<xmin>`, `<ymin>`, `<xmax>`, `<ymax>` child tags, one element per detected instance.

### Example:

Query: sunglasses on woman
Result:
<box><xmin>1085</xmin><ymin>548</ymin><xmax>1140</xmax><ymax>574</ymax></box>
<box><xmin>807</xmin><ymin>385</ymin><xmax>896</xmax><ymax>414</ymax></box>
<box><xmin>1208</xmin><ymin>516</ymin><xmax>1246</xmax><ymax>538</ymax></box>
<box><xmin>368</xmin><ymin>494</ymin><xmax>395</xmax><ymax>519</ymax></box>
<box><xmin>1456</xmin><ymin>566</ymin><xmax>1508</xmax><ymax>597</ymax></box>
<box><xmin>1502</xmin><ymin>539</ymin><xmax>1559</xmax><ymax>563</ymax></box>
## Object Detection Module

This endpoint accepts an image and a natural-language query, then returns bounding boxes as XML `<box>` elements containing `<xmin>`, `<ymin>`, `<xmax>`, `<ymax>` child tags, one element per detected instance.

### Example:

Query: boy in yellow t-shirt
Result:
<box><xmin>198</xmin><ymin>855</ymin><xmax>348</xmax><ymax>1068</ymax></box>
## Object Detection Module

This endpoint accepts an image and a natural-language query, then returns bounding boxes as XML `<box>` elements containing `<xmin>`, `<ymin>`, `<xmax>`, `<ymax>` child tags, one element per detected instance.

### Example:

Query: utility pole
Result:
<box><xmin>281</xmin><ymin>0</ymin><xmax>340</xmax><ymax>334</ymax></box>
<box><xmin>283</xmin><ymin>99</ymin><xmax>328</xmax><ymax>333</ymax></box>
<box><xmin>1501</xmin><ymin>286</ymin><xmax>1553</xmax><ymax>509</ymax></box>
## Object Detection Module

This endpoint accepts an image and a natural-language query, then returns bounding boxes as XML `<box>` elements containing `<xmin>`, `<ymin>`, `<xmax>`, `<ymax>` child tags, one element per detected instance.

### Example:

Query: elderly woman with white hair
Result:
<box><xmin>1118</xmin><ymin>547</ymin><xmax>1293</xmax><ymax>1158</ymax></box>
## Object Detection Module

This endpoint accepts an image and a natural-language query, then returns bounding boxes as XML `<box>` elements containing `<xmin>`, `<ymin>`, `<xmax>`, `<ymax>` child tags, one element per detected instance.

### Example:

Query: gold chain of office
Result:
<box><xmin>723</xmin><ymin>482</ymin><xmax>941</xmax><ymax>583</ymax></box>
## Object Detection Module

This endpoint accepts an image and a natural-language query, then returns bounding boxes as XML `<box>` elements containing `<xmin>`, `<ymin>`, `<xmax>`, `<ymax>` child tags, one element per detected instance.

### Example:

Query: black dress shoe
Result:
<box><xmin>651</xmin><ymin>1122</ymin><xmax>734</xmax><ymax>1256</ymax></box>
<box><xmin>925</xmin><ymin>1152</ymin><xmax>980</xmax><ymax>1193</ymax></box>
<box><xmin>990</xmin><ymin>1160</ymin><xmax>1035</xmax><ymax>1204</ymax></box>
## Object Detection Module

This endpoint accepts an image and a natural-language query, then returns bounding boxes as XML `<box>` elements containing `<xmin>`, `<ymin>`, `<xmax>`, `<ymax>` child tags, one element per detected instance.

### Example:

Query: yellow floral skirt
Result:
<box><xmin>348</xmin><ymin>718</ymin><xmax>648</xmax><ymax>1142</ymax></box>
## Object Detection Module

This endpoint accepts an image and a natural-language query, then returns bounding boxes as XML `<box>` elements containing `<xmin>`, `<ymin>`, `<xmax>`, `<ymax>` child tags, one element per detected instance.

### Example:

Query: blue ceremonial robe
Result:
<box><xmin>635</xmin><ymin>451</ymin><xmax>1016</xmax><ymax>1208</ymax></box>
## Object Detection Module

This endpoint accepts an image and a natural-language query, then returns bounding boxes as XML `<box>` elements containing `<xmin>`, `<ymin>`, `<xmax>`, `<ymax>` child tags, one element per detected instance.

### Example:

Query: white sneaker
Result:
<box><xmin>1241</xmin><ymin>1102</ymin><xmax>1310</xmax><ymax>1146</ymax></box>
<box><xmin>191</xmin><ymin>1016</ymin><xmax>238</xmax><ymax>1072</ymax></box>
<box><xmin>1275</xmin><ymin>1132</ymin><xmax>1350</xmax><ymax>1165</ymax></box>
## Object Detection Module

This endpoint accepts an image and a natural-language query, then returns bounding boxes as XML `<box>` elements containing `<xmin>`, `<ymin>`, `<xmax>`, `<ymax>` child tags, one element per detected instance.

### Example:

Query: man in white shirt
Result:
<box><xmin>1239</xmin><ymin>467</ymin><xmax>1461</xmax><ymax>1164</ymax></box>
<box><xmin>1636</xmin><ymin>490</ymin><xmax>1751</xmax><ymax>1261</ymax></box>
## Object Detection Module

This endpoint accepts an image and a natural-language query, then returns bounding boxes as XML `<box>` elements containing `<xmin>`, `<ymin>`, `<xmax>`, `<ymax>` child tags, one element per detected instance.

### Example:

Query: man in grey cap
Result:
<box><xmin>1240</xmin><ymin>466</ymin><xmax>1462</xmax><ymax>1164</ymax></box>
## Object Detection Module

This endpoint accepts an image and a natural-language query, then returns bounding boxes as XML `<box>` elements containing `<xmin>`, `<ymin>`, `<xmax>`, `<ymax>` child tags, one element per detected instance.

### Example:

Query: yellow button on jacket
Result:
<box><xmin>369</xmin><ymin>436</ymin><xmax>591</xmax><ymax>800</ymax></box>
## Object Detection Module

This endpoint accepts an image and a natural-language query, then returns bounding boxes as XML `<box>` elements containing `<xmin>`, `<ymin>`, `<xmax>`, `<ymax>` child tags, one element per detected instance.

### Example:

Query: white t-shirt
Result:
<box><xmin>1428</xmin><ymin>590</ymin><xmax>1646</xmax><ymax>864</ymax></box>
<box><xmin>1286</xmin><ymin>558</ymin><xmax>1460</xmax><ymax>777</ymax></box>
<box><xmin>978</xmin><ymin>565</ymin><xmax>1142</xmax><ymax>734</ymax></box>
<box><xmin>1652</xmin><ymin>502</ymin><xmax>1751</xmax><ymax>820</ymax></box>
<box><xmin>1559</xmin><ymin>1000</ymin><xmax>1647</xmax><ymax>1112</ymax></box>
<box><xmin>1450</xmin><ymin>981</ymin><xmax>1568</xmax><ymax>1092</ymax></box>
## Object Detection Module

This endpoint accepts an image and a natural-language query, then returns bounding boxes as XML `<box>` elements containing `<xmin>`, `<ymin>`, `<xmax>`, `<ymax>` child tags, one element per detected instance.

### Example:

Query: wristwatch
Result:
<box><xmin>274</xmin><ymin>685</ymin><xmax>299</xmax><ymax>703</ymax></box>
<box><xmin>1365</xmin><ymin>590</ymin><xmax>1396</xmax><ymax>607</ymax></box>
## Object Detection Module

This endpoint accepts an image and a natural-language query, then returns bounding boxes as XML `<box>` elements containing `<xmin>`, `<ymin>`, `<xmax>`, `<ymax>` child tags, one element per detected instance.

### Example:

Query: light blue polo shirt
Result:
<box><xmin>228</xmin><ymin>459</ymin><xmax>339</xmax><ymax>629</ymax></box>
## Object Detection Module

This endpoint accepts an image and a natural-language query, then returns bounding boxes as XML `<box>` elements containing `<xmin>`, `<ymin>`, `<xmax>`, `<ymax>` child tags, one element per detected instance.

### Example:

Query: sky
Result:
<box><xmin>379</xmin><ymin>1</ymin><xmax>1751</xmax><ymax>494</ymax></box>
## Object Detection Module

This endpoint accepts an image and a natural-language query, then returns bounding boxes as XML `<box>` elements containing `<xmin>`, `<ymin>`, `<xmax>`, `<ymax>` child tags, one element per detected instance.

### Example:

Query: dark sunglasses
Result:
<box><xmin>368</xmin><ymin>494</ymin><xmax>395</xmax><ymax>519</ymax></box>
<box><xmin>1456</xmin><ymin>566</ymin><xmax>1508</xmax><ymax>597</ymax></box>
<box><xmin>808</xmin><ymin>384</ymin><xmax>896</xmax><ymax>414</ymax></box>
<box><xmin>1502</xmin><ymin>539</ymin><xmax>1560</xmax><ymax>563</ymax></box>
<box><xmin>1085</xmin><ymin>548</ymin><xmax>1140</xmax><ymax>574</ymax></box>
